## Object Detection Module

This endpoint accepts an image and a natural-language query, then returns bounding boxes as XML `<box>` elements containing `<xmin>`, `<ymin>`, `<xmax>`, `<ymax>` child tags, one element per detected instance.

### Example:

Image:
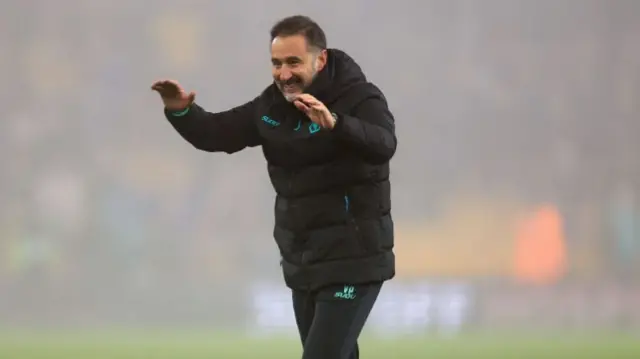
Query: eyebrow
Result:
<box><xmin>271</xmin><ymin>56</ymin><xmax>303</xmax><ymax>64</ymax></box>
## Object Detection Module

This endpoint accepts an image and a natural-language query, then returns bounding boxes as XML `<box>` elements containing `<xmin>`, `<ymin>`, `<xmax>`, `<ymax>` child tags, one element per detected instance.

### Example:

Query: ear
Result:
<box><xmin>315</xmin><ymin>49</ymin><xmax>328</xmax><ymax>71</ymax></box>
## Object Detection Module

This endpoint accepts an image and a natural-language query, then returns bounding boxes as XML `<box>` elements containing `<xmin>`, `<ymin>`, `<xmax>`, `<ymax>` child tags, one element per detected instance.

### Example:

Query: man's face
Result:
<box><xmin>271</xmin><ymin>35</ymin><xmax>327</xmax><ymax>101</ymax></box>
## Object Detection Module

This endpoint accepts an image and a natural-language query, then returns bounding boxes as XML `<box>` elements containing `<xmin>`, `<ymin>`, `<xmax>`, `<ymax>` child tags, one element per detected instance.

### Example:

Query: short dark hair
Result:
<box><xmin>270</xmin><ymin>15</ymin><xmax>327</xmax><ymax>51</ymax></box>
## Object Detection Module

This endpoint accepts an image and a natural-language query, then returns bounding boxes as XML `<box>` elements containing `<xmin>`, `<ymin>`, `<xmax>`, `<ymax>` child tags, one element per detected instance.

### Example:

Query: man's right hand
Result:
<box><xmin>151</xmin><ymin>79</ymin><xmax>196</xmax><ymax>111</ymax></box>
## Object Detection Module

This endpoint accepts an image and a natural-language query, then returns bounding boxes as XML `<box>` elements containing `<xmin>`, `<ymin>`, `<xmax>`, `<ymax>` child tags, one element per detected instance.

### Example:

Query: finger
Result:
<box><xmin>151</xmin><ymin>79</ymin><xmax>174</xmax><ymax>89</ymax></box>
<box><xmin>152</xmin><ymin>85</ymin><xmax>173</xmax><ymax>97</ymax></box>
<box><xmin>294</xmin><ymin>94</ymin><xmax>317</xmax><ymax>105</ymax></box>
<box><xmin>187</xmin><ymin>91</ymin><xmax>196</xmax><ymax>104</ymax></box>
<box><xmin>152</xmin><ymin>80</ymin><xmax>181</xmax><ymax>92</ymax></box>
<box><xmin>305</xmin><ymin>95</ymin><xmax>324</xmax><ymax>106</ymax></box>
<box><xmin>163</xmin><ymin>80</ymin><xmax>179</xmax><ymax>89</ymax></box>
<box><xmin>161</xmin><ymin>84</ymin><xmax>180</xmax><ymax>97</ymax></box>
<box><xmin>317</xmin><ymin>115</ymin><xmax>331</xmax><ymax>128</ymax></box>
<box><xmin>151</xmin><ymin>80</ymin><xmax>166</xmax><ymax>89</ymax></box>
<box><xmin>309</xmin><ymin>103</ymin><xmax>326</xmax><ymax>111</ymax></box>
<box><xmin>151</xmin><ymin>80</ymin><xmax>166</xmax><ymax>90</ymax></box>
<box><xmin>151</xmin><ymin>83</ymin><xmax>167</xmax><ymax>92</ymax></box>
<box><xmin>310</xmin><ymin>110</ymin><xmax>331</xmax><ymax>127</ymax></box>
<box><xmin>294</xmin><ymin>100</ymin><xmax>311</xmax><ymax>113</ymax></box>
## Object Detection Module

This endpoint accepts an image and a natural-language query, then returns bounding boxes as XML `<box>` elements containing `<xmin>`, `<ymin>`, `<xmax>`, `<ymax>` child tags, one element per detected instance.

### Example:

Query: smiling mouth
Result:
<box><xmin>283</xmin><ymin>84</ymin><xmax>299</xmax><ymax>92</ymax></box>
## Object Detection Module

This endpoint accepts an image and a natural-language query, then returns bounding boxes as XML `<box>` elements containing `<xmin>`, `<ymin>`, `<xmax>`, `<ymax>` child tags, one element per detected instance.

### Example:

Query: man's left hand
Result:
<box><xmin>293</xmin><ymin>94</ymin><xmax>336</xmax><ymax>130</ymax></box>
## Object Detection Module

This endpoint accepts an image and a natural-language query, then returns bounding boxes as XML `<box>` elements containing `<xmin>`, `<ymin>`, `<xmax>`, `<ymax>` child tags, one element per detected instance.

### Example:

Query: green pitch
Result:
<box><xmin>1</xmin><ymin>330</ymin><xmax>639</xmax><ymax>359</ymax></box>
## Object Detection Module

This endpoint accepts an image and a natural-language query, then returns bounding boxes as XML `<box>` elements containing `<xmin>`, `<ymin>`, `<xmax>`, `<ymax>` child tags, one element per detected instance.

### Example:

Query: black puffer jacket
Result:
<box><xmin>165</xmin><ymin>49</ymin><xmax>397</xmax><ymax>290</ymax></box>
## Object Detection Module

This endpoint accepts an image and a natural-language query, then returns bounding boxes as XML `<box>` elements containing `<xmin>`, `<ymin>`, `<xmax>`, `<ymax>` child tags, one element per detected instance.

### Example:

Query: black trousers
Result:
<box><xmin>292</xmin><ymin>282</ymin><xmax>382</xmax><ymax>359</ymax></box>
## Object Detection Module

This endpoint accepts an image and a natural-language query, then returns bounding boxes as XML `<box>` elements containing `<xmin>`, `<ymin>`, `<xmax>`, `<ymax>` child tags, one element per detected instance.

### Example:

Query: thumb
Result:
<box><xmin>187</xmin><ymin>91</ymin><xmax>196</xmax><ymax>105</ymax></box>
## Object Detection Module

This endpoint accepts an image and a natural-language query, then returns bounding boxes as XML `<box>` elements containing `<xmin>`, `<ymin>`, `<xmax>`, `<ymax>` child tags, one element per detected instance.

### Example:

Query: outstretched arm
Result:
<box><xmin>165</xmin><ymin>97</ymin><xmax>261</xmax><ymax>154</ymax></box>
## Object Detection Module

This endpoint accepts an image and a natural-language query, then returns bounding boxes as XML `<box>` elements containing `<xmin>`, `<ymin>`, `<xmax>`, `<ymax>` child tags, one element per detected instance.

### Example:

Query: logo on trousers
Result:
<box><xmin>334</xmin><ymin>285</ymin><xmax>356</xmax><ymax>300</ymax></box>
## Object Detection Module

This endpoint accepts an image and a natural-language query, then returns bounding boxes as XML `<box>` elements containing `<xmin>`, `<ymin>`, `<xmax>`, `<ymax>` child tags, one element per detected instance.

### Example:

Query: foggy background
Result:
<box><xmin>1</xmin><ymin>0</ymin><xmax>639</xmax><ymax>337</ymax></box>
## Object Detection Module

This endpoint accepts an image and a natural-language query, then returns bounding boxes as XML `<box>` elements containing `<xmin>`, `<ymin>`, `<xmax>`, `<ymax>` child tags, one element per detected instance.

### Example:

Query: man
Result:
<box><xmin>151</xmin><ymin>15</ymin><xmax>397</xmax><ymax>359</ymax></box>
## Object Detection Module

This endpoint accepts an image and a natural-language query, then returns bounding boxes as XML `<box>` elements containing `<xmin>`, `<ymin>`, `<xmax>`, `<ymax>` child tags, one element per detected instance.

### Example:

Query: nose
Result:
<box><xmin>279</xmin><ymin>67</ymin><xmax>292</xmax><ymax>82</ymax></box>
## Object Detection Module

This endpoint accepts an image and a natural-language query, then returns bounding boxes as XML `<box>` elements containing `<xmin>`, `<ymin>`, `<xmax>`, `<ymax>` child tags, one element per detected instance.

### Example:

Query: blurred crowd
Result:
<box><xmin>0</xmin><ymin>0</ymin><xmax>638</xmax><ymax>327</ymax></box>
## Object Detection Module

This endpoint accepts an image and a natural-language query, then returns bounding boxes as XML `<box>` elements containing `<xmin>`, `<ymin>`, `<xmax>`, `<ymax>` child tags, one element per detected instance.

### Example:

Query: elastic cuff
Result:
<box><xmin>171</xmin><ymin>107</ymin><xmax>190</xmax><ymax>117</ymax></box>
